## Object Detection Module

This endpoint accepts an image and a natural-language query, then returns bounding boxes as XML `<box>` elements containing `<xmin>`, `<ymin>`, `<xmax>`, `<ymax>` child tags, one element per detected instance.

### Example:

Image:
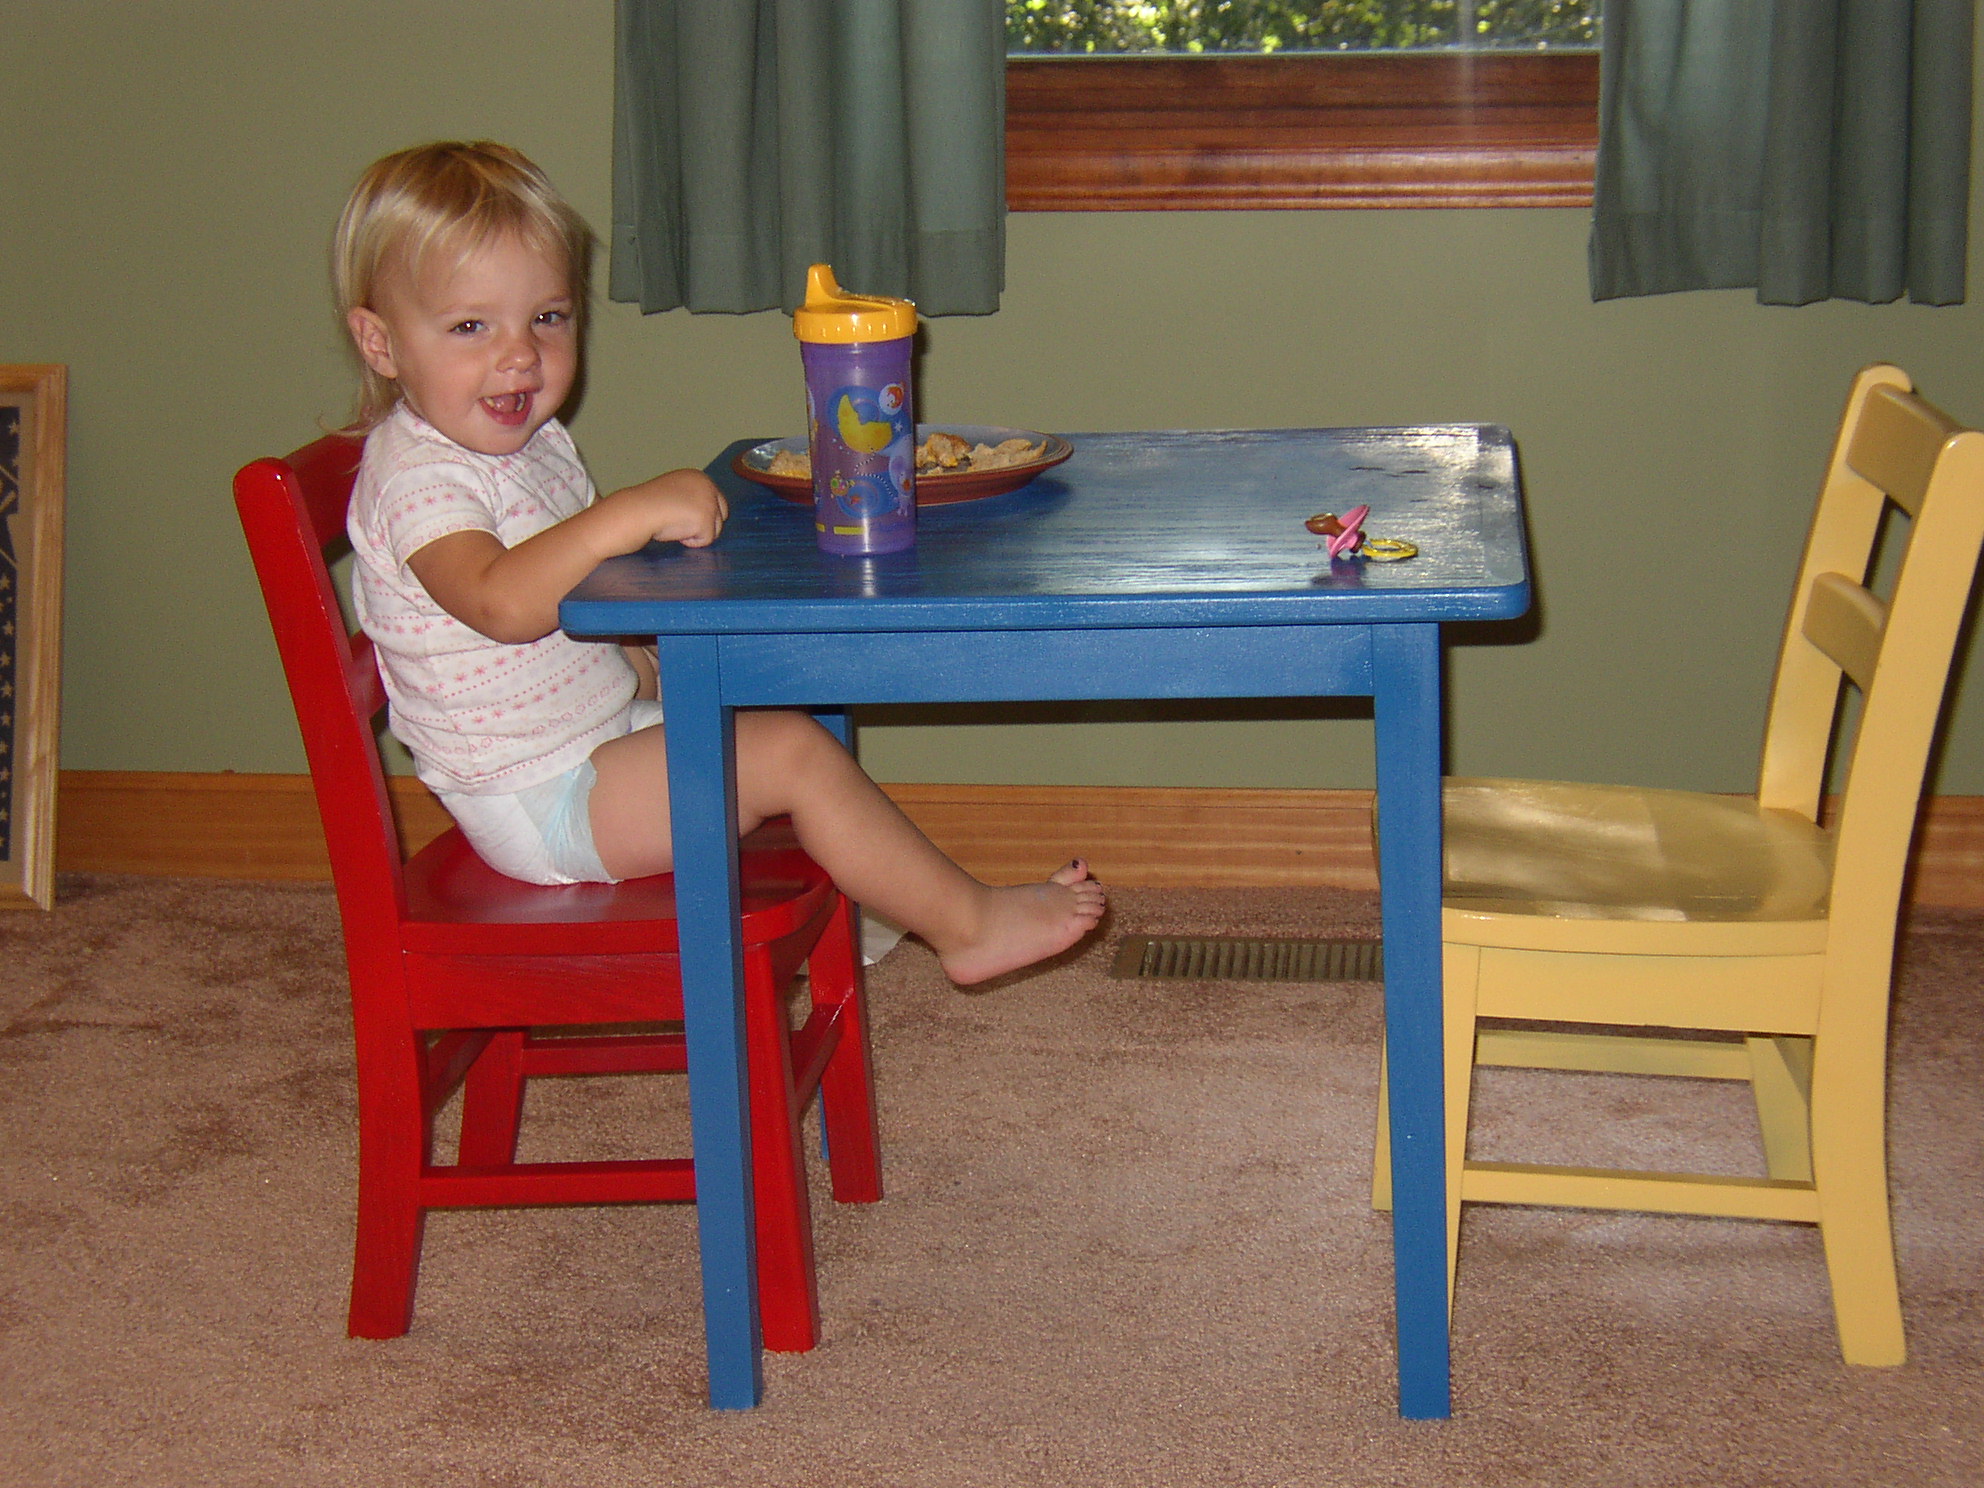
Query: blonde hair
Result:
<box><xmin>332</xmin><ymin>141</ymin><xmax>595</xmax><ymax>430</ymax></box>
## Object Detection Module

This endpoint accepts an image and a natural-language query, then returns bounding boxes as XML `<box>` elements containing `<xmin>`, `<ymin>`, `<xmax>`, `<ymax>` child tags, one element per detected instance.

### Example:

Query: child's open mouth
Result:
<box><xmin>482</xmin><ymin>391</ymin><xmax>533</xmax><ymax>427</ymax></box>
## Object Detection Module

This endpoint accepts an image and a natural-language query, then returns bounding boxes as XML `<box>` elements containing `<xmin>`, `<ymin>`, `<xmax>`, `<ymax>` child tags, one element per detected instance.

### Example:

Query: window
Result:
<box><xmin>1004</xmin><ymin>2</ymin><xmax>1602</xmax><ymax>210</ymax></box>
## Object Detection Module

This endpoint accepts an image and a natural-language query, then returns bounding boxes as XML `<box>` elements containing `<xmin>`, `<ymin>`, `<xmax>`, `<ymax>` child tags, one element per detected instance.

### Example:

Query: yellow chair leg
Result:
<box><xmin>1440</xmin><ymin>944</ymin><xmax>1479</xmax><ymax>1310</ymax></box>
<box><xmin>1817</xmin><ymin>1173</ymin><xmax>1906</xmax><ymax>1364</ymax></box>
<box><xmin>1372</xmin><ymin>942</ymin><xmax>1479</xmax><ymax>1315</ymax></box>
<box><xmin>1372</xmin><ymin>1054</ymin><xmax>1392</xmax><ymax>1212</ymax></box>
<box><xmin>1745</xmin><ymin>1034</ymin><xmax>1814</xmax><ymax>1182</ymax></box>
<box><xmin>1812</xmin><ymin>1052</ymin><xmax>1906</xmax><ymax>1366</ymax></box>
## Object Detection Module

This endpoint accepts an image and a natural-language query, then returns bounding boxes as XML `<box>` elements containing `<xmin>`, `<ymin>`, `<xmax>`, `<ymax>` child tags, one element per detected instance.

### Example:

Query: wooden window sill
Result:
<box><xmin>1005</xmin><ymin>51</ymin><xmax>1598</xmax><ymax>211</ymax></box>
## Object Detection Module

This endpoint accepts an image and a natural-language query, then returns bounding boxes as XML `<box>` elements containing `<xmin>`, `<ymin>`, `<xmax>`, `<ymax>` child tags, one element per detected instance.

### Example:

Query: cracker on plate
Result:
<box><xmin>967</xmin><ymin>437</ymin><xmax>1045</xmax><ymax>472</ymax></box>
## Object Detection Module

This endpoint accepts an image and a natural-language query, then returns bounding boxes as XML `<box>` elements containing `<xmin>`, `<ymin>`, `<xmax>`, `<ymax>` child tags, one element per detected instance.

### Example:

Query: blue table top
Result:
<box><xmin>561</xmin><ymin>427</ymin><xmax>1531</xmax><ymax>636</ymax></box>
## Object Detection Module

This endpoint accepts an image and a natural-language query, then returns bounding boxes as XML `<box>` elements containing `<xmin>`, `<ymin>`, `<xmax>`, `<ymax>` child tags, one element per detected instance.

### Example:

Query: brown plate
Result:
<box><xmin>732</xmin><ymin>425</ymin><xmax>1074</xmax><ymax>506</ymax></box>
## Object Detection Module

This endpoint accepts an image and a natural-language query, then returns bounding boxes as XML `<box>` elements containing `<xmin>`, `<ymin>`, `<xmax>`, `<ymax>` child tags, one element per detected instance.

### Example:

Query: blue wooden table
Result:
<box><xmin>561</xmin><ymin>426</ymin><xmax>1531</xmax><ymax>1418</ymax></box>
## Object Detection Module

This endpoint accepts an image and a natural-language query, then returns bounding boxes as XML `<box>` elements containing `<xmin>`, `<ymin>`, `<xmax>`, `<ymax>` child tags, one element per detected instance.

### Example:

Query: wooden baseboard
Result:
<box><xmin>47</xmin><ymin>770</ymin><xmax>1984</xmax><ymax>909</ymax></box>
<box><xmin>1906</xmin><ymin>796</ymin><xmax>1984</xmax><ymax>908</ymax></box>
<box><xmin>875</xmin><ymin>782</ymin><xmax>1381</xmax><ymax>892</ymax></box>
<box><xmin>49</xmin><ymin>771</ymin><xmax>1379</xmax><ymax>892</ymax></box>
<box><xmin>53</xmin><ymin>771</ymin><xmax>453</xmax><ymax>883</ymax></box>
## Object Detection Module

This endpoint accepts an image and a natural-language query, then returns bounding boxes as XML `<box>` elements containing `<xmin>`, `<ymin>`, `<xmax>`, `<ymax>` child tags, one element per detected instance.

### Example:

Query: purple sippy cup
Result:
<box><xmin>793</xmin><ymin>264</ymin><xmax>918</xmax><ymax>556</ymax></box>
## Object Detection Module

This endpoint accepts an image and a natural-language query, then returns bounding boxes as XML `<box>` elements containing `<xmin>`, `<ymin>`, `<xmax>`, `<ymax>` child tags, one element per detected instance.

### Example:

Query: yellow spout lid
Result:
<box><xmin>793</xmin><ymin>263</ymin><xmax>918</xmax><ymax>343</ymax></box>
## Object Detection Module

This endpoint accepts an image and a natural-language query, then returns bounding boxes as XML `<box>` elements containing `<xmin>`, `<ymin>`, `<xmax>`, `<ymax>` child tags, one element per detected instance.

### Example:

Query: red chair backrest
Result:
<box><xmin>234</xmin><ymin>437</ymin><xmax>411</xmax><ymax>951</ymax></box>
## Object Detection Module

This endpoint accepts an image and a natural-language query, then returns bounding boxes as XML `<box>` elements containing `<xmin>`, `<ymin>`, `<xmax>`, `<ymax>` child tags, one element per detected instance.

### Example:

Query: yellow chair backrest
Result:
<box><xmin>1763</xmin><ymin>367</ymin><xmax>1983</xmax><ymax>824</ymax></box>
<box><xmin>1759</xmin><ymin>367</ymin><xmax>1984</xmax><ymax>1032</ymax></box>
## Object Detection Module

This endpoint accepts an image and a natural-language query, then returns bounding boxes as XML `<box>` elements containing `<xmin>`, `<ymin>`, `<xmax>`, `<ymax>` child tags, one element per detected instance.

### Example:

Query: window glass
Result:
<box><xmin>1007</xmin><ymin>1</ymin><xmax>1601</xmax><ymax>55</ymax></box>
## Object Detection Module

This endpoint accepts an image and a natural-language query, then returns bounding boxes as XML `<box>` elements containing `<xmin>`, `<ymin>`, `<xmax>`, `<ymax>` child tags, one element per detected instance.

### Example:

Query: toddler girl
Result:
<box><xmin>336</xmin><ymin>140</ymin><xmax>1104</xmax><ymax>984</ymax></box>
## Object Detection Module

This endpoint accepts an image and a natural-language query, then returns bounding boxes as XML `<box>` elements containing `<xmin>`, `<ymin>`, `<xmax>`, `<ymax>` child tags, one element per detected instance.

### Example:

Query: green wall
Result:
<box><xmin>5</xmin><ymin>2</ymin><xmax>1982</xmax><ymax>795</ymax></box>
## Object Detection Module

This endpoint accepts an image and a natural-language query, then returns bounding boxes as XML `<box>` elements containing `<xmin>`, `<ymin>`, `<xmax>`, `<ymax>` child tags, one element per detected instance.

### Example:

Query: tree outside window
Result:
<box><xmin>1007</xmin><ymin>1</ymin><xmax>1601</xmax><ymax>55</ymax></box>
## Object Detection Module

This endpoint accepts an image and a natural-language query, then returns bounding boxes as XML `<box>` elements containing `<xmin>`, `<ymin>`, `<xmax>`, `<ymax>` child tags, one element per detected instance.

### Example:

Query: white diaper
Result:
<box><xmin>436</xmin><ymin>700</ymin><xmax>664</xmax><ymax>885</ymax></box>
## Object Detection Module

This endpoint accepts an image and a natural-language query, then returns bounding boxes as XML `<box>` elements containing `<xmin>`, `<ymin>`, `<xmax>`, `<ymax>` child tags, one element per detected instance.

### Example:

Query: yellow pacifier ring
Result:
<box><xmin>1360</xmin><ymin>537</ymin><xmax>1418</xmax><ymax>562</ymax></box>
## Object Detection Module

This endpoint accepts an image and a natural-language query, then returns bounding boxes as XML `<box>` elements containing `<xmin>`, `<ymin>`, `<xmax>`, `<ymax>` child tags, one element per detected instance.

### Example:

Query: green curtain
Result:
<box><xmin>611</xmin><ymin>0</ymin><xmax>1006</xmax><ymax>316</ymax></box>
<box><xmin>1589</xmin><ymin>0</ymin><xmax>1974</xmax><ymax>305</ymax></box>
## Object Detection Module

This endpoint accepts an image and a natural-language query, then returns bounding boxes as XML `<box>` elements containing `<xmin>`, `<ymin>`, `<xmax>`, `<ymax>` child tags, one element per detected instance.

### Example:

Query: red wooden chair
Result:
<box><xmin>234</xmin><ymin>434</ymin><xmax>881</xmax><ymax>1350</ymax></box>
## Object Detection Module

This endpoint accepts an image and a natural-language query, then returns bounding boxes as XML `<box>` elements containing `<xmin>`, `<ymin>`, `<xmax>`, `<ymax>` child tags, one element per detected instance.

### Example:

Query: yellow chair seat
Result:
<box><xmin>1444</xmin><ymin>776</ymin><xmax>1833</xmax><ymax>956</ymax></box>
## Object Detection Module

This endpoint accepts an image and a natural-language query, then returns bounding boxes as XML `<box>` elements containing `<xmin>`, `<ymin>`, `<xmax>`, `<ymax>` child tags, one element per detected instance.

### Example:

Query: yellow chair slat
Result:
<box><xmin>1473</xmin><ymin>1028</ymin><xmax>1756</xmax><ymax>1080</ymax></box>
<box><xmin>1801</xmin><ymin>572</ymin><xmax>1886</xmax><ymax>692</ymax></box>
<box><xmin>1474</xmin><ymin>944</ymin><xmax>1823</xmax><ymax>1029</ymax></box>
<box><xmin>1460</xmin><ymin>1163</ymin><xmax>1822</xmax><ymax>1223</ymax></box>
<box><xmin>1848</xmin><ymin>383</ymin><xmax>1962</xmax><ymax>518</ymax></box>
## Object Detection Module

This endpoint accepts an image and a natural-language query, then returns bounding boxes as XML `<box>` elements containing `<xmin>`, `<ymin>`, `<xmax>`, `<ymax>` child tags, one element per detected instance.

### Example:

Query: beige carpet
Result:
<box><xmin>1</xmin><ymin>874</ymin><xmax>1979</xmax><ymax>1487</ymax></box>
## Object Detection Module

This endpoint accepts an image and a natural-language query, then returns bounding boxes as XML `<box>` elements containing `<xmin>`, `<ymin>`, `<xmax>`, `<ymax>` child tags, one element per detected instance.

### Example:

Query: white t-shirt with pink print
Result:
<box><xmin>347</xmin><ymin>404</ymin><xmax>640</xmax><ymax>797</ymax></box>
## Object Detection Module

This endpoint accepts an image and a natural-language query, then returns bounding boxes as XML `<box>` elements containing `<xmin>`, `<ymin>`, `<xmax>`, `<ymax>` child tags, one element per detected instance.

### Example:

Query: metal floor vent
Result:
<box><xmin>1110</xmin><ymin>935</ymin><xmax>1384</xmax><ymax>982</ymax></box>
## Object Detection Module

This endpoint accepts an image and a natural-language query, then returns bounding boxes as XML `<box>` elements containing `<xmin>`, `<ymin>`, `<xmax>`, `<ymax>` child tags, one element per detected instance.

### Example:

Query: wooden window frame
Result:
<box><xmin>1005</xmin><ymin>51</ymin><xmax>1599</xmax><ymax>211</ymax></box>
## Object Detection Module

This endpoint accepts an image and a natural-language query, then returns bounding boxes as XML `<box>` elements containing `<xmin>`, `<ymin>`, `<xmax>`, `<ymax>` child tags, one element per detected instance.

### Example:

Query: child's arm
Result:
<box><xmin>407</xmin><ymin>469</ymin><xmax>727</xmax><ymax>644</ymax></box>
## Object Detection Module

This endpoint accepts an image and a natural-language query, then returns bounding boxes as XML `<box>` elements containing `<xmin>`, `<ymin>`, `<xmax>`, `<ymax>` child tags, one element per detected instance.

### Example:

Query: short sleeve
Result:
<box><xmin>368</xmin><ymin>459</ymin><xmax>502</xmax><ymax>578</ymax></box>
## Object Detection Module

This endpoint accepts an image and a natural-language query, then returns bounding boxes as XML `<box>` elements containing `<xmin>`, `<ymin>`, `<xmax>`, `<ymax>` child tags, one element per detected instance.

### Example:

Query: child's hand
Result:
<box><xmin>600</xmin><ymin>469</ymin><xmax>729</xmax><ymax>550</ymax></box>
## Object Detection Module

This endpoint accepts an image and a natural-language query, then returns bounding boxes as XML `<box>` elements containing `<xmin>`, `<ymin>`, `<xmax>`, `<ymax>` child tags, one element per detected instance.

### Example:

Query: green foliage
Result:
<box><xmin>1007</xmin><ymin>0</ymin><xmax>1601</xmax><ymax>53</ymax></box>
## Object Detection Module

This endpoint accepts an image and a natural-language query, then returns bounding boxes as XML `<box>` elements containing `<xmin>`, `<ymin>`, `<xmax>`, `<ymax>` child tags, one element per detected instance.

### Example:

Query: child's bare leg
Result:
<box><xmin>586</xmin><ymin>712</ymin><xmax>1106</xmax><ymax>984</ymax></box>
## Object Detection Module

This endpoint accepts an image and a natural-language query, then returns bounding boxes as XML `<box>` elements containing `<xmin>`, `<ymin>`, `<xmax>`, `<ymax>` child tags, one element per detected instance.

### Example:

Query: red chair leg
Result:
<box><xmin>744</xmin><ymin>944</ymin><xmax>820</xmax><ymax>1353</ymax></box>
<box><xmin>347</xmin><ymin>1022</ymin><xmax>429</xmax><ymax>1339</ymax></box>
<box><xmin>813</xmin><ymin>901</ymin><xmax>883</xmax><ymax>1204</ymax></box>
<box><xmin>458</xmin><ymin>1029</ymin><xmax>526</xmax><ymax>1166</ymax></box>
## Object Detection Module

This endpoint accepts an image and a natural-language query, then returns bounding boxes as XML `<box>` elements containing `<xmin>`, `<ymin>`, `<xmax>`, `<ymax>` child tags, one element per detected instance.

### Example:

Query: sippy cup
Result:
<box><xmin>793</xmin><ymin>264</ymin><xmax>918</xmax><ymax>556</ymax></box>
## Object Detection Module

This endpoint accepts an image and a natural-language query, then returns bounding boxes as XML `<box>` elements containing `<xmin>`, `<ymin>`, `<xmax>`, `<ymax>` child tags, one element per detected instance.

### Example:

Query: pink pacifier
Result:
<box><xmin>1325</xmin><ymin>504</ymin><xmax>1370</xmax><ymax>560</ymax></box>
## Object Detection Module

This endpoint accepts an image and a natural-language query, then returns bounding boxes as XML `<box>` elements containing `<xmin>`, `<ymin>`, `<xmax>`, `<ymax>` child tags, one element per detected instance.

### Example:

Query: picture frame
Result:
<box><xmin>0</xmin><ymin>365</ymin><xmax>66</xmax><ymax>911</ymax></box>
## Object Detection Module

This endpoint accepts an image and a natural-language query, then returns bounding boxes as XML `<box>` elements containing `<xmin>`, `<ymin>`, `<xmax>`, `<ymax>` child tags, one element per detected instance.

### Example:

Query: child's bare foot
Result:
<box><xmin>936</xmin><ymin>860</ymin><xmax>1107</xmax><ymax>987</ymax></box>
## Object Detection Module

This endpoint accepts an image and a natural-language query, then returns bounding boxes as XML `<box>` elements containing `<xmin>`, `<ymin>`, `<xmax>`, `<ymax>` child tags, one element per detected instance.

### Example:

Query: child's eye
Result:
<box><xmin>449</xmin><ymin>320</ymin><xmax>485</xmax><ymax>335</ymax></box>
<box><xmin>536</xmin><ymin>309</ymin><xmax>570</xmax><ymax>327</ymax></box>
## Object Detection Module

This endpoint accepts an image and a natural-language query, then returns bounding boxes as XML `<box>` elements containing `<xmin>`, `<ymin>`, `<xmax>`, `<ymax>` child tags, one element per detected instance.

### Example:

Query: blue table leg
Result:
<box><xmin>809</xmin><ymin>706</ymin><xmax>849</xmax><ymax>1158</ymax></box>
<box><xmin>811</xmin><ymin>705</ymin><xmax>854</xmax><ymax>1157</ymax></box>
<box><xmin>1371</xmin><ymin>622</ymin><xmax>1453</xmax><ymax>1419</ymax></box>
<box><xmin>656</xmin><ymin>635</ymin><xmax>763</xmax><ymax>1409</ymax></box>
<box><xmin>811</xmin><ymin>706</ymin><xmax>853</xmax><ymax>748</ymax></box>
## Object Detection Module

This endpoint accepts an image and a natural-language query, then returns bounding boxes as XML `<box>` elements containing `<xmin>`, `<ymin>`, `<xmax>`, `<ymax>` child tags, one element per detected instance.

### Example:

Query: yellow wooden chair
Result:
<box><xmin>1374</xmin><ymin>364</ymin><xmax>1984</xmax><ymax>1366</ymax></box>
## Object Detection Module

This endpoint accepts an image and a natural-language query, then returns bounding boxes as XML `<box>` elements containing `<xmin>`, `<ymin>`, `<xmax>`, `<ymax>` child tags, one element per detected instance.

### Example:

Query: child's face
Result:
<box><xmin>348</xmin><ymin>231</ymin><xmax>578</xmax><ymax>457</ymax></box>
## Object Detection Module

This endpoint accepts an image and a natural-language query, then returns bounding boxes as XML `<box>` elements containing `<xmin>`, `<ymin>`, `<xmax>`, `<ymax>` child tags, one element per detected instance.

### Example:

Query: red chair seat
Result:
<box><xmin>399</xmin><ymin>818</ymin><xmax>831</xmax><ymax>953</ymax></box>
